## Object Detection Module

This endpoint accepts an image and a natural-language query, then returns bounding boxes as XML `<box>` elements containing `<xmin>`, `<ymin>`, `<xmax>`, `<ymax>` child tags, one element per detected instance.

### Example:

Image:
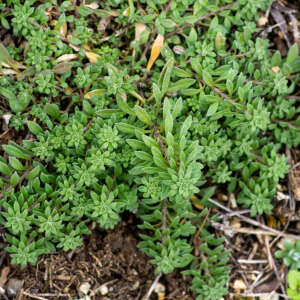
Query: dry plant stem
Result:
<box><xmin>233</xmin><ymin>293</ymin><xmax>290</xmax><ymax>299</ymax></box>
<box><xmin>237</xmin><ymin>259</ymin><xmax>268</xmax><ymax>264</ymax></box>
<box><xmin>165</xmin><ymin>1</ymin><xmax>238</xmax><ymax>39</ymax></box>
<box><xmin>286</xmin><ymin>146</ymin><xmax>296</xmax><ymax>212</ymax></box>
<box><xmin>286</xmin><ymin>12</ymin><xmax>300</xmax><ymax>48</ymax></box>
<box><xmin>210</xmin><ymin>220</ymin><xmax>287</xmax><ymax>237</ymax></box>
<box><xmin>221</xmin><ymin>209</ymin><xmax>251</xmax><ymax>218</ymax></box>
<box><xmin>144</xmin><ymin>272</ymin><xmax>162</xmax><ymax>300</ymax></box>
<box><xmin>199</xmin><ymin>79</ymin><xmax>250</xmax><ymax>115</ymax></box>
<box><xmin>207</xmin><ymin>198</ymin><xmax>300</xmax><ymax>240</ymax></box>
<box><xmin>30</xmin><ymin>294</ymin><xmax>68</xmax><ymax>298</ymax></box>
<box><xmin>270</xmin><ymin>3</ymin><xmax>291</xmax><ymax>48</ymax></box>
<box><xmin>22</xmin><ymin>291</ymin><xmax>48</xmax><ymax>300</ymax></box>
<box><xmin>264</xmin><ymin>236</ymin><xmax>286</xmax><ymax>296</ymax></box>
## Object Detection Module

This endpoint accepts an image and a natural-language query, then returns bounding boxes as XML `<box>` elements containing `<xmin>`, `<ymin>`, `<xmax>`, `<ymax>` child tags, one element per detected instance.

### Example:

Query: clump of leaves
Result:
<box><xmin>0</xmin><ymin>0</ymin><xmax>300</xmax><ymax>299</ymax></box>
<box><xmin>275</xmin><ymin>240</ymin><xmax>300</xmax><ymax>270</ymax></box>
<box><xmin>287</xmin><ymin>270</ymin><xmax>300</xmax><ymax>300</ymax></box>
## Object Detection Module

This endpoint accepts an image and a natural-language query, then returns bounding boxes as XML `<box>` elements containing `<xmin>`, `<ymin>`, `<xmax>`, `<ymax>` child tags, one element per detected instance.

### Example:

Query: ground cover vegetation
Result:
<box><xmin>0</xmin><ymin>0</ymin><xmax>300</xmax><ymax>298</ymax></box>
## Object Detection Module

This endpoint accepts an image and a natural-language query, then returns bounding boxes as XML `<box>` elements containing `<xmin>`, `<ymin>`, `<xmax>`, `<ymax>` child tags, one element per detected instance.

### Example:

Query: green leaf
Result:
<box><xmin>126</xmin><ymin>139</ymin><xmax>148</xmax><ymax>151</ymax></box>
<box><xmin>116</xmin><ymin>122</ymin><xmax>144</xmax><ymax>135</ymax></box>
<box><xmin>190</xmin><ymin>58</ymin><xmax>202</xmax><ymax>75</ymax></box>
<box><xmin>2</xmin><ymin>145</ymin><xmax>32</xmax><ymax>160</ymax></box>
<box><xmin>172</xmin><ymin>98</ymin><xmax>183</xmax><ymax>119</ymax></box>
<box><xmin>9</xmin><ymin>157</ymin><xmax>26</xmax><ymax>171</ymax></box>
<box><xmin>180</xmin><ymin>116</ymin><xmax>192</xmax><ymax>138</ymax></box>
<box><xmin>26</xmin><ymin>166</ymin><xmax>40</xmax><ymax>181</ymax></box>
<box><xmin>161</xmin><ymin>58</ymin><xmax>174</xmax><ymax>95</ymax></box>
<box><xmin>0</xmin><ymin>43</ymin><xmax>12</xmax><ymax>65</ymax></box>
<box><xmin>168</xmin><ymin>79</ymin><xmax>196</xmax><ymax>92</ymax></box>
<box><xmin>0</xmin><ymin>87</ymin><xmax>15</xmax><ymax>100</ymax></box>
<box><xmin>207</xmin><ymin>102</ymin><xmax>219</xmax><ymax>117</ymax></box>
<box><xmin>45</xmin><ymin>103</ymin><xmax>60</xmax><ymax>119</ymax></box>
<box><xmin>153</xmin><ymin>83</ymin><xmax>162</xmax><ymax>111</ymax></box>
<box><xmin>0</xmin><ymin>161</ymin><xmax>11</xmax><ymax>176</ymax></box>
<box><xmin>135</xmin><ymin>151</ymin><xmax>153</xmax><ymax>162</ymax></box>
<box><xmin>151</xmin><ymin>147</ymin><xmax>168</xmax><ymax>169</ymax></box>
<box><xmin>202</xmin><ymin>70</ymin><xmax>213</xmax><ymax>85</ymax></box>
<box><xmin>287</xmin><ymin>270</ymin><xmax>300</xmax><ymax>290</ymax></box>
<box><xmin>10</xmin><ymin>172</ymin><xmax>20</xmax><ymax>187</ymax></box>
<box><xmin>287</xmin><ymin>43</ymin><xmax>299</xmax><ymax>64</ymax></box>
<box><xmin>134</xmin><ymin>106</ymin><xmax>153</xmax><ymax>126</ymax></box>
<box><xmin>27</xmin><ymin>121</ymin><xmax>43</xmax><ymax>136</ymax></box>
<box><xmin>164</xmin><ymin>111</ymin><xmax>173</xmax><ymax>135</ymax></box>
<box><xmin>173</xmin><ymin>67</ymin><xmax>193</xmax><ymax>78</ymax></box>
<box><xmin>97</xmin><ymin>109</ymin><xmax>123</xmax><ymax>118</ymax></box>
<box><xmin>116</xmin><ymin>94</ymin><xmax>135</xmax><ymax>116</ymax></box>
<box><xmin>271</xmin><ymin>50</ymin><xmax>282</xmax><ymax>67</ymax></box>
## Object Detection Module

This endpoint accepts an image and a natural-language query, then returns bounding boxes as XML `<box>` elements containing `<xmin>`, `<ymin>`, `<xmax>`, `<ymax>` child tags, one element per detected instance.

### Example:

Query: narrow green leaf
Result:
<box><xmin>271</xmin><ymin>50</ymin><xmax>282</xmax><ymax>67</ymax></box>
<box><xmin>2</xmin><ymin>145</ymin><xmax>31</xmax><ymax>160</ymax></box>
<box><xmin>0</xmin><ymin>87</ymin><xmax>15</xmax><ymax>100</ymax></box>
<box><xmin>161</xmin><ymin>58</ymin><xmax>174</xmax><ymax>95</ymax></box>
<box><xmin>134</xmin><ymin>106</ymin><xmax>153</xmax><ymax>126</ymax></box>
<box><xmin>97</xmin><ymin>109</ymin><xmax>122</xmax><ymax>118</ymax></box>
<box><xmin>45</xmin><ymin>103</ymin><xmax>60</xmax><ymax>119</ymax></box>
<box><xmin>172</xmin><ymin>98</ymin><xmax>183</xmax><ymax>119</ymax></box>
<box><xmin>116</xmin><ymin>122</ymin><xmax>144</xmax><ymax>135</ymax></box>
<box><xmin>134</xmin><ymin>151</ymin><xmax>153</xmax><ymax>162</ymax></box>
<box><xmin>27</xmin><ymin>121</ymin><xmax>43</xmax><ymax>136</ymax></box>
<box><xmin>126</xmin><ymin>139</ymin><xmax>148</xmax><ymax>151</ymax></box>
<box><xmin>9</xmin><ymin>157</ymin><xmax>26</xmax><ymax>171</ymax></box>
<box><xmin>116</xmin><ymin>94</ymin><xmax>135</xmax><ymax>116</ymax></box>
<box><xmin>206</xmin><ymin>102</ymin><xmax>219</xmax><ymax>117</ymax></box>
<box><xmin>10</xmin><ymin>172</ymin><xmax>20</xmax><ymax>187</ymax></box>
<box><xmin>168</xmin><ymin>79</ymin><xmax>196</xmax><ymax>93</ymax></box>
<box><xmin>26</xmin><ymin>166</ymin><xmax>40</xmax><ymax>181</ymax></box>
<box><xmin>164</xmin><ymin>111</ymin><xmax>173</xmax><ymax>135</ymax></box>
<box><xmin>180</xmin><ymin>116</ymin><xmax>192</xmax><ymax>138</ymax></box>
<box><xmin>190</xmin><ymin>58</ymin><xmax>202</xmax><ymax>75</ymax></box>
<box><xmin>202</xmin><ymin>70</ymin><xmax>213</xmax><ymax>85</ymax></box>
<box><xmin>0</xmin><ymin>161</ymin><xmax>11</xmax><ymax>176</ymax></box>
<box><xmin>173</xmin><ymin>67</ymin><xmax>193</xmax><ymax>78</ymax></box>
<box><xmin>287</xmin><ymin>43</ymin><xmax>299</xmax><ymax>64</ymax></box>
<box><xmin>153</xmin><ymin>83</ymin><xmax>162</xmax><ymax>111</ymax></box>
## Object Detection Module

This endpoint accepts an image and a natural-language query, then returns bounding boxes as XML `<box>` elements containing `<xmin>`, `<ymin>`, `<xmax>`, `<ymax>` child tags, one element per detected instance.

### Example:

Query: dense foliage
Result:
<box><xmin>0</xmin><ymin>0</ymin><xmax>300</xmax><ymax>298</ymax></box>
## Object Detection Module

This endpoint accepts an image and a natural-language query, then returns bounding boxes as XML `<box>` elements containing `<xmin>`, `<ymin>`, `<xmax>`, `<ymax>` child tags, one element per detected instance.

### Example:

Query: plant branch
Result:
<box><xmin>165</xmin><ymin>1</ymin><xmax>238</xmax><ymax>39</ymax></box>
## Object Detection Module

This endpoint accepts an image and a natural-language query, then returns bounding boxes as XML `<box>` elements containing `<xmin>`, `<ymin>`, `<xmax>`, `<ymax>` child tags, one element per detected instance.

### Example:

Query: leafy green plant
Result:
<box><xmin>275</xmin><ymin>240</ymin><xmax>300</xmax><ymax>270</ymax></box>
<box><xmin>0</xmin><ymin>0</ymin><xmax>300</xmax><ymax>298</ymax></box>
<box><xmin>287</xmin><ymin>270</ymin><xmax>300</xmax><ymax>300</ymax></box>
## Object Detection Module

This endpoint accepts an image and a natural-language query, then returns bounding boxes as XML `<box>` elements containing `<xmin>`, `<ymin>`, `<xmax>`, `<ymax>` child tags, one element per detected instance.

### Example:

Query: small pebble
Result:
<box><xmin>99</xmin><ymin>284</ymin><xmax>108</xmax><ymax>295</ymax></box>
<box><xmin>233</xmin><ymin>279</ymin><xmax>247</xmax><ymax>290</ymax></box>
<box><xmin>79</xmin><ymin>282</ymin><xmax>91</xmax><ymax>295</ymax></box>
<box><xmin>6</xmin><ymin>279</ymin><xmax>24</xmax><ymax>296</ymax></box>
<box><xmin>154</xmin><ymin>282</ymin><xmax>165</xmax><ymax>293</ymax></box>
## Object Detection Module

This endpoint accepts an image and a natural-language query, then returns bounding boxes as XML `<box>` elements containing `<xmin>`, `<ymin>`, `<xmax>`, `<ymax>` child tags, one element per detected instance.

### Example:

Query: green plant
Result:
<box><xmin>287</xmin><ymin>270</ymin><xmax>300</xmax><ymax>300</ymax></box>
<box><xmin>275</xmin><ymin>240</ymin><xmax>300</xmax><ymax>270</ymax></box>
<box><xmin>0</xmin><ymin>0</ymin><xmax>300</xmax><ymax>298</ymax></box>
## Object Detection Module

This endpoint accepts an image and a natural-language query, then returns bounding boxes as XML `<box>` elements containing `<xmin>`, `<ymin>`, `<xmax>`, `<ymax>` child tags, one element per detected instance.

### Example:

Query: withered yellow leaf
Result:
<box><xmin>84</xmin><ymin>2</ymin><xmax>99</xmax><ymax>9</ymax></box>
<box><xmin>84</xmin><ymin>89</ymin><xmax>106</xmax><ymax>99</ymax></box>
<box><xmin>56</xmin><ymin>54</ymin><xmax>78</xmax><ymax>63</ymax></box>
<box><xmin>85</xmin><ymin>51</ymin><xmax>100</xmax><ymax>63</ymax></box>
<box><xmin>135</xmin><ymin>22</ymin><xmax>147</xmax><ymax>42</ymax></box>
<box><xmin>59</xmin><ymin>21</ymin><xmax>67</xmax><ymax>37</ymax></box>
<box><xmin>146</xmin><ymin>34</ymin><xmax>164</xmax><ymax>72</ymax></box>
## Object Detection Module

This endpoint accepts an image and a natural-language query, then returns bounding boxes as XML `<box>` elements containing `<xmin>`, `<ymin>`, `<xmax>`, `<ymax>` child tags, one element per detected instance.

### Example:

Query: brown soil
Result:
<box><xmin>0</xmin><ymin>216</ymin><xmax>194</xmax><ymax>300</ymax></box>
